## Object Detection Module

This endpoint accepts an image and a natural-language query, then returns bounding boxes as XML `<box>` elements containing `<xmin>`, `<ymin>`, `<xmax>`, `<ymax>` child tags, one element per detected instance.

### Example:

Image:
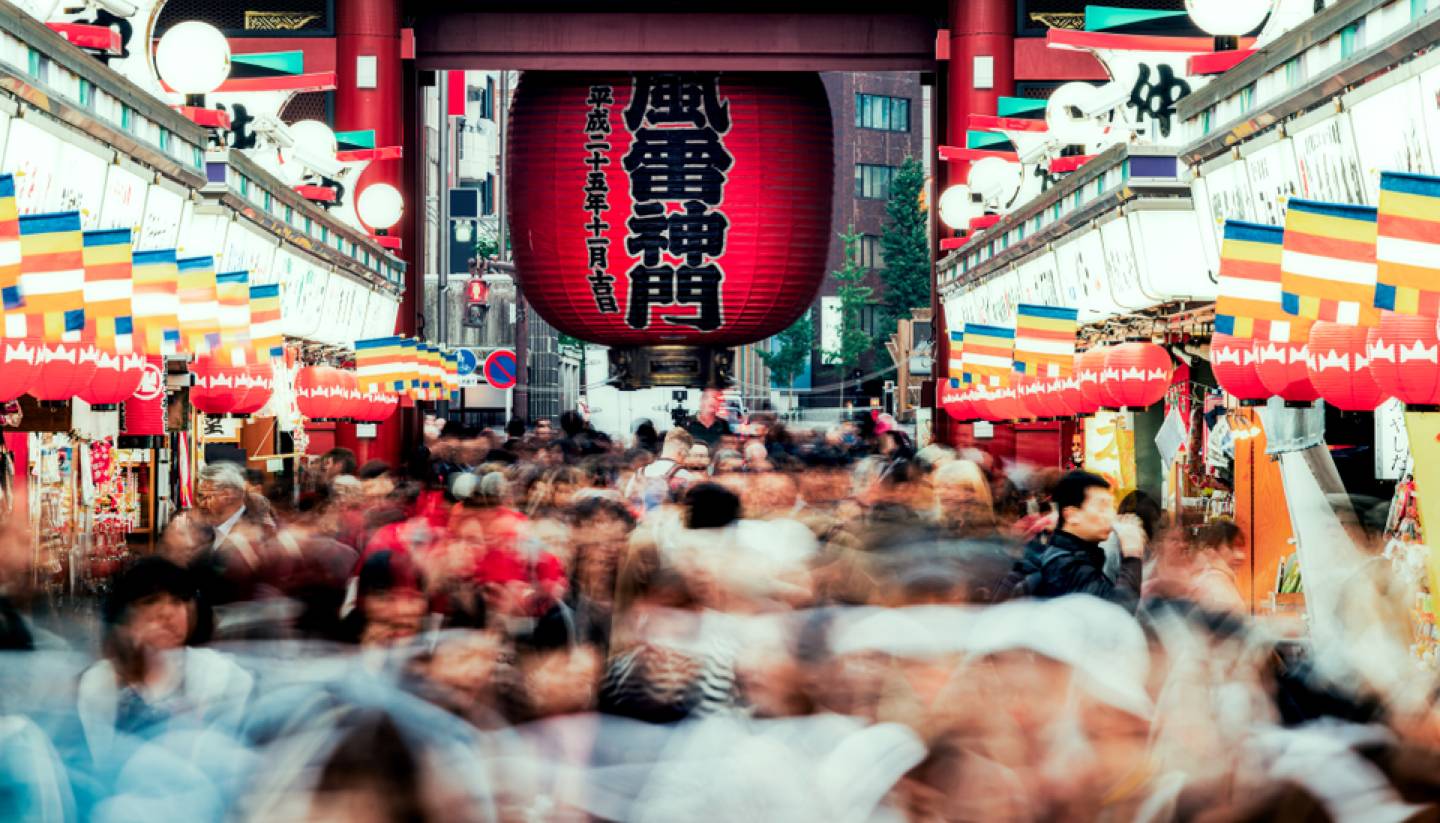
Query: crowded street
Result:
<box><xmin>4</xmin><ymin>0</ymin><xmax>1440</xmax><ymax>819</ymax></box>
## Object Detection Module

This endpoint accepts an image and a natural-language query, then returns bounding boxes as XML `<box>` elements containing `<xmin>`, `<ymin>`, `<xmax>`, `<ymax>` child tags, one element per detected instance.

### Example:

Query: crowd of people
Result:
<box><xmin>0</xmin><ymin>388</ymin><xmax>1436</xmax><ymax>821</ymax></box>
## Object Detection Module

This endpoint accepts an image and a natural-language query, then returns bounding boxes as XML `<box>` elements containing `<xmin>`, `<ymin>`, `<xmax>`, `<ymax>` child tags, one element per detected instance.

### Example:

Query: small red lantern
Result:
<box><xmin>295</xmin><ymin>365</ymin><xmax>335</xmax><ymax>420</ymax></box>
<box><xmin>1047</xmin><ymin>376</ymin><xmax>1077</xmax><ymax>418</ymax></box>
<box><xmin>0</xmin><ymin>340</ymin><xmax>40</xmax><ymax>402</ymax></box>
<box><xmin>1077</xmin><ymin>348</ymin><xmax>1110</xmax><ymax>411</ymax></box>
<box><xmin>1210</xmin><ymin>333</ymin><xmax>1269</xmax><ymax>406</ymax></box>
<box><xmin>1367</xmin><ymin>313</ymin><xmax>1440</xmax><ymax>408</ymax></box>
<box><xmin>1254</xmin><ymin>337</ymin><xmax>1319</xmax><ymax>405</ymax></box>
<box><xmin>375</xmin><ymin>392</ymin><xmax>400</xmax><ymax>422</ymax></box>
<box><xmin>988</xmin><ymin>385</ymin><xmax>1025</xmax><ymax>422</ymax></box>
<box><xmin>29</xmin><ymin>343</ymin><xmax>100</xmax><ymax>402</ymax></box>
<box><xmin>78</xmin><ymin>352</ymin><xmax>147</xmax><ymax>407</ymax></box>
<box><xmin>190</xmin><ymin>356</ymin><xmax>245</xmax><ymax>415</ymax></box>
<box><xmin>231</xmin><ymin>361</ymin><xmax>275</xmax><ymax>416</ymax></box>
<box><xmin>332</xmin><ymin>369</ymin><xmax>362</xmax><ymax>420</ymax></box>
<box><xmin>1015</xmin><ymin>376</ymin><xmax>1048</xmax><ymax>420</ymax></box>
<box><xmin>1060</xmin><ymin>355</ymin><xmax>1095</xmax><ymax>416</ymax></box>
<box><xmin>1306</xmin><ymin>321</ymin><xmax>1386</xmax><ymax>412</ymax></box>
<box><xmin>1102</xmin><ymin>342</ymin><xmax>1173</xmax><ymax>410</ymax></box>
<box><xmin>941</xmin><ymin>381</ymin><xmax>971</xmax><ymax>422</ymax></box>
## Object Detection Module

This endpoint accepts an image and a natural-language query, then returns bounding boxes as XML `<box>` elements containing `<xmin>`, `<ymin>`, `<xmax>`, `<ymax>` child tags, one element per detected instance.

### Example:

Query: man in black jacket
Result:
<box><xmin>1029</xmin><ymin>471</ymin><xmax>1146</xmax><ymax>612</ymax></box>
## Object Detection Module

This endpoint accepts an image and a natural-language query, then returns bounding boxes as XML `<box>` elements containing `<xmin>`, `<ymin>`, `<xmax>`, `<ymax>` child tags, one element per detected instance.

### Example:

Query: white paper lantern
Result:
<box><xmin>1186</xmin><ymin>0</ymin><xmax>1273</xmax><ymax>36</ymax></box>
<box><xmin>358</xmin><ymin>183</ymin><xmax>404</xmax><ymax>231</ymax></box>
<box><xmin>968</xmin><ymin>157</ymin><xmax>1022</xmax><ymax>209</ymax></box>
<box><xmin>154</xmin><ymin>21</ymin><xmax>231</xmax><ymax>96</ymax></box>
<box><xmin>938</xmin><ymin>184</ymin><xmax>980</xmax><ymax>230</ymax></box>
<box><xmin>1045</xmin><ymin>82</ymin><xmax>1108</xmax><ymax>149</ymax></box>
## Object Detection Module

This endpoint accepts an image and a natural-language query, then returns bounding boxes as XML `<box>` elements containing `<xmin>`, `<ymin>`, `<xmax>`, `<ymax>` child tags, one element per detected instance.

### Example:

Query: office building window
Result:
<box><xmin>482</xmin><ymin>173</ymin><xmax>495</xmax><ymax>215</ymax></box>
<box><xmin>855</xmin><ymin>164</ymin><xmax>897</xmax><ymax>200</ymax></box>
<box><xmin>855</xmin><ymin>93</ymin><xmax>910</xmax><ymax>132</ymax></box>
<box><xmin>857</xmin><ymin>234</ymin><xmax>883</xmax><ymax>269</ymax></box>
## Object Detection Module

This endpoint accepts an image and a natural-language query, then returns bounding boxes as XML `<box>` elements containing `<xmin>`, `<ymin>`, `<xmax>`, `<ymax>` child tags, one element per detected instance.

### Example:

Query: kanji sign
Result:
<box><xmin>509</xmin><ymin>73</ymin><xmax>833</xmax><ymax>347</ymax></box>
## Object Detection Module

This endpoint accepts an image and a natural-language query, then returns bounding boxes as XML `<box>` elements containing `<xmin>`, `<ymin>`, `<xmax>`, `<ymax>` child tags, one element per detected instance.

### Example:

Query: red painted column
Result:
<box><xmin>935</xmin><ymin>0</ymin><xmax>1014</xmax><ymax>447</ymax></box>
<box><xmin>946</xmin><ymin>0</ymin><xmax>1015</xmax><ymax>190</ymax></box>
<box><xmin>334</xmin><ymin>0</ymin><xmax>406</xmax><ymax>467</ymax></box>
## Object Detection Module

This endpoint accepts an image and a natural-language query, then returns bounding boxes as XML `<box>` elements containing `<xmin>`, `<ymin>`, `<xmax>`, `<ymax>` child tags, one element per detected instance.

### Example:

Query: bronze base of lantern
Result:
<box><xmin>609</xmin><ymin>345</ymin><xmax>734</xmax><ymax>390</ymax></box>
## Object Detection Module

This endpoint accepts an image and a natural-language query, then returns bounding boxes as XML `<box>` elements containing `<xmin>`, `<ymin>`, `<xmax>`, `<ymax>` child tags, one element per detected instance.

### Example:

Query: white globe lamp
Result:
<box><xmin>155</xmin><ymin>21</ymin><xmax>231</xmax><ymax>99</ymax></box>
<box><xmin>967</xmin><ymin>157</ymin><xmax>1022</xmax><ymax>210</ymax></box>
<box><xmin>278</xmin><ymin>120</ymin><xmax>339</xmax><ymax>185</ymax></box>
<box><xmin>1187</xmin><ymin>0</ymin><xmax>1273</xmax><ymax>49</ymax></box>
<box><xmin>1046</xmin><ymin>82</ymin><xmax>1105</xmax><ymax>149</ymax></box>
<box><xmin>358</xmin><ymin>183</ymin><xmax>405</xmax><ymax>232</ymax></box>
<box><xmin>938</xmin><ymin>184</ymin><xmax>980</xmax><ymax>231</ymax></box>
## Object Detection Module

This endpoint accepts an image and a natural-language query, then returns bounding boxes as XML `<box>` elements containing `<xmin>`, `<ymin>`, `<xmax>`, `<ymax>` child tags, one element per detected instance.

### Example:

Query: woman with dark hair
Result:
<box><xmin>77</xmin><ymin>557</ymin><xmax>253</xmax><ymax>765</ymax></box>
<box><xmin>1186</xmin><ymin>520</ymin><xmax>1247</xmax><ymax>613</ymax></box>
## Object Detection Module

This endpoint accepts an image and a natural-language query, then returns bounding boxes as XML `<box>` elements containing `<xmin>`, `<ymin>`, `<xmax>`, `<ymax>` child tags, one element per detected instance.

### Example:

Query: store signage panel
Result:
<box><xmin>1346</xmin><ymin>77</ymin><xmax>1433</xmax><ymax>205</ymax></box>
<box><xmin>1097</xmin><ymin>215</ymin><xmax>1150</xmax><ymax>312</ymax></box>
<box><xmin>49</xmin><ymin>141</ymin><xmax>109</xmax><ymax>227</ymax></box>
<box><xmin>1191</xmin><ymin>156</ymin><xmax>1254</xmax><ymax>277</ymax></box>
<box><xmin>4</xmin><ymin>118</ymin><xmax>61</xmax><ymax>214</ymax></box>
<box><xmin>136</xmin><ymin>183</ymin><xmax>184</xmax><ymax>251</ymax></box>
<box><xmin>1417</xmin><ymin>62</ymin><xmax>1440</xmax><ymax>184</ymax></box>
<box><xmin>1127</xmin><ymin>210</ymin><xmax>1216</xmax><ymax>304</ymax></box>
<box><xmin>1291</xmin><ymin>111</ymin><xmax>1366</xmax><ymax>204</ymax></box>
<box><xmin>1016</xmin><ymin>251</ymin><xmax>1062</xmax><ymax>310</ymax></box>
<box><xmin>276</xmin><ymin>249</ymin><xmax>326</xmax><ymax>339</ymax></box>
<box><xmin>1053</xmin><ymin>229</ymin><xmax>1122</xmax><ymax>325</ymax></box>
<box><xmin>98</xmin><ymin>163</ymin><xmax>149</xmax><ymax>237</ymax></box>
<box><xmin>177</xmin><ymin>202</ymin><xmax>229</xmax><ymax>258</ymax></box>
<box><xmin>1245</xmin><ymin>138</ymin><xmax>1301</xmax><ymax>227</ymax></box>
<box><xmin>221</xmin><ymin>220</ymin><xmax>279</xmax><ymax>286</ymax></box>
<box><xmin>364</xmin><ymin>293</ymin><xmax>400</xmax><ymax>338</ymax></box>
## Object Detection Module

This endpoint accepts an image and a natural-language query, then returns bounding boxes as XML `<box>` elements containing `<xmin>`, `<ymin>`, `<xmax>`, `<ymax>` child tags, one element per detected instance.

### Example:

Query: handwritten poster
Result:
<box><xmin>1292</xmin><ymin>112</ymin><xmax>1366</xmax><ymax>204</ymax></box>
<box><xmin>97</xmin><ymin>163</ymin><xmax>148</xmax><ymax>235</ymax></box>
<box><xmin>48</xmin><ymin>140</ymin><xmax>108</xmax><ymax>226</ymax></box>
<box><xmin>136</xmin><ymin>183</ymin><xmax>184</xmax><ymax>251</ymax></box>
<box><xmin>1348</xmin><ymin>77</ymin><xmax>1433</xmax><ymax>205</ymax></box>
<box><xmin>1098</xmin><ymin>215</ymin><xmax>1148</xmax><ymax>312</ymax></box>
<box><xmin>4</xmin><ymin>118</ymin><xmax>61</xmax><ymax>214</ymax></box>
<box><xmin>1245</xmin><ymin>138</ymin><xmax>1301</xmax><ymax>227</ymax></box>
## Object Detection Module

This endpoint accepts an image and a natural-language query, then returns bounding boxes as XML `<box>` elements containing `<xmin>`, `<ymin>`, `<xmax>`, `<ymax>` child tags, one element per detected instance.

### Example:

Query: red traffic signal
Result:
<box><xmin>465</xmin><ymin>278</ymin><xmax>489</xmax><ymax>305</ymax></box>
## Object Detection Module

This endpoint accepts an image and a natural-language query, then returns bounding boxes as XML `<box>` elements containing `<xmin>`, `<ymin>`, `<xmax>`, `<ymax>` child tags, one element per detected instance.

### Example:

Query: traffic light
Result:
<box><xmin>465</xmin><ymin>277</ymin><xmax>488</xmax><ymax>305</ymax></box>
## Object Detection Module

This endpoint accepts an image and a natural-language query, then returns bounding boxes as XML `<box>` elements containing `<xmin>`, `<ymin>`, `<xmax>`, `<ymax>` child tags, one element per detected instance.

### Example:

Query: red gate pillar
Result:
<box><xmin>334</xmin><ymin>0</ymin><xmax>407</xmax><ymax>467</ymax></box>
<box><xmin>936</xmin><ymin>0</ymin><xmax>1014</xmax><ymax>447</ymax></box>
<box><xmin>946</xmin><ymin>0</ymin><xmax>1015</xmax><ymax>189</ymax></box>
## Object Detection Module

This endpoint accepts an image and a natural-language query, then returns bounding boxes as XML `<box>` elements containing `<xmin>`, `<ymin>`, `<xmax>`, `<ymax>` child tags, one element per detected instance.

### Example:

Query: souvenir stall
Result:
<box><xmin>1175</xmin><ymin>0</ymin><xmax>1440</xmax><ymax>646</ymax></box>
<box><xmin>0</xmin><ymin>12</ymin><xmax>404</xmax><ymax>598</ymax></box>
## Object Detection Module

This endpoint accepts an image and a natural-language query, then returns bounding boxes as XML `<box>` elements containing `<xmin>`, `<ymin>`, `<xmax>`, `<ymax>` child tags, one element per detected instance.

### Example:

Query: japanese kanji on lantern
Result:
<box><xmin>508</xmin><ymin>72</ymin><xmax>833</xmax><ymax>387</ymax></box>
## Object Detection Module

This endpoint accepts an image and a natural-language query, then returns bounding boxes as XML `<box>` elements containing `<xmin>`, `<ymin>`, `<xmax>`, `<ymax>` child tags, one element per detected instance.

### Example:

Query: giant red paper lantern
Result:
<box><xmin>509</xmin><ymin>73</ymin><xmax>832</xmax><ymax>348</ymax></box>
<box><xmin>0</xmin><ymin>339</ymin><xmax>40</xmax><ymax>402</ymax></box>
<box><xmin>1306</xmin><ymin>321</ymin><xmax>1386</xmax><ymax>411</ymax></box>
<box><xmin>28</xmin><ymin>343</ymin><xmax>99</xmax><ymax>401</ymax></box>
<box><xmin>1254</xmin><ymin>335</ymin><xmax>1318</xmax><ymax>405</ymax></box>
<box><xmin>1210</xmin><ymin>333</ymin><xmax>1270</xmax><ymax>405</ymax></box>
<box><xmin>1077</xmin><ymin>348</ymin><xmax>1111</xmax><ymax>410</ymax></box>
<box><xmin>1367</xmin><ymin>313</ymin><xmax>1440</xmax><ymax>407</ymax></box>
<box><xmin>1103</xmin><ymin>342</ymin><xmax>1174</xmax><ymax>410</ymax></box>
<box><xmin>189</xmin><ymin>356</ymin><xmax>245</xmax><ymax>415</ymax></box>
<box><xmin>78</xmin><ymin>351</ymin><xmax>146</xmax><ymax>407</ymax></box>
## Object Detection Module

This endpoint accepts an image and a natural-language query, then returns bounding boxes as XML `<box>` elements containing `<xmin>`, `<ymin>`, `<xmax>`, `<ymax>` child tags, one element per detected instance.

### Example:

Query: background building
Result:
<box><xmin>801</xmin><ymin>71</ymin><xmax>927</xmax><ymax>415</ymax></box>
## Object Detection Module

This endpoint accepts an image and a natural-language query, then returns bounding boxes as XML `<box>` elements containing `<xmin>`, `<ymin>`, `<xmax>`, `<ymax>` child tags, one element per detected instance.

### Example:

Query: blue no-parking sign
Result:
<box><xmin>483</xmin><ymin>348</ymin><xmax>518</xmax><ymax>390</ymax></box>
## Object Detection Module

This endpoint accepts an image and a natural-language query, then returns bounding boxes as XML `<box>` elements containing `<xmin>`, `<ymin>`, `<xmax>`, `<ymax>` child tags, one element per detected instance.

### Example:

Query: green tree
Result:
<box><xmin>758</xmin><ymin>309</ymin><xmax>813</xmax><ymax>405</ymax></box>
<box><xmin>876</xmin><ymin>157</ymin><xmax>931</xmax><ymax>349</ymax></box>
<box><xmin>824</xmin><ymin>230</ymin><xmax>875</xmax><ymax>378</ymax></box>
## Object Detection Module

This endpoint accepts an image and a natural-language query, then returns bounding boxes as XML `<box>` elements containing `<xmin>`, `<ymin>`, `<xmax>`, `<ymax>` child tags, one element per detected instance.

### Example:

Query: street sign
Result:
<box><xmin>455</xmin><ymin>348</ymin><xmax>480</xmax><ymax>377</ymax></box>
<box><xmin>483</xmin><ymin>348</ymin><xmax>518</xmax><ymax>390</ymax></box>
